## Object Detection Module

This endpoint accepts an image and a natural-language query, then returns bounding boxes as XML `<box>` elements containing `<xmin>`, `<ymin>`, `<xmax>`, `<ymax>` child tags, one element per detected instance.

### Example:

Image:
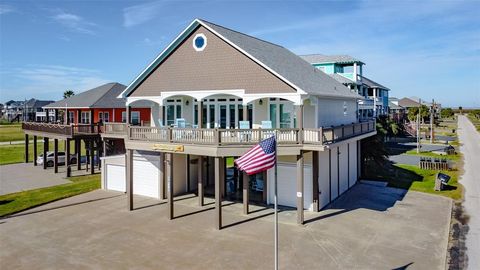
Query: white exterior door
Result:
<box><xmin>267</xmin><ymin>162</ymin><xmax>313</xmax><ymax>210</ymax></box>
<box><xmin>106</xmin><ymin>164</ymin><xmax>126</xmax><ymax>192</ymax></box>
<box><xmin>133</xmin><ymin>152</ymin><xmax>160</xmax><ymax>198</ymax></box>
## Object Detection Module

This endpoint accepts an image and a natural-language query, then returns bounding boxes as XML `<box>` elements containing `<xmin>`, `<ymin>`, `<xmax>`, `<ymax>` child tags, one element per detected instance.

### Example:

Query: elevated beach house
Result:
<box><xmin>22</xmin><ymin>83</ymin><xmax>151</xmax><ymax>176</ymax></box>
<box><xmin>98</xmin><ymin>19</ymin><xmax>376</xmax><ymax>229</ymax></box>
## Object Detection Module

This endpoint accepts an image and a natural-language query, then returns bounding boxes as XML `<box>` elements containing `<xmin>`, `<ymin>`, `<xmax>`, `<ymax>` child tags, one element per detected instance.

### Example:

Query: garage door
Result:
<box><xmin>133</xmin><ymin>152</ymin><xmax>160</xmax><ymax>199</ymax></box>
<box><xmin>267</xmin><ymin>162</ymin><xmax>312</xmax><ymax>210</ymax></box>
<box><xmin>106</xmin><ymin>164</ymin><xmax>126</xmax><ymax>192</ymax></box>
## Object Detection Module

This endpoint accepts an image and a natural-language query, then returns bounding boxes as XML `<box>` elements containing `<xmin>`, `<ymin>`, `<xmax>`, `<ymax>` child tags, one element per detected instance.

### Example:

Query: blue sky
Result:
<box><xmin>0</xmin><ymin>0</ymin><xmax>479</xmax><ymax>107</ymax></box>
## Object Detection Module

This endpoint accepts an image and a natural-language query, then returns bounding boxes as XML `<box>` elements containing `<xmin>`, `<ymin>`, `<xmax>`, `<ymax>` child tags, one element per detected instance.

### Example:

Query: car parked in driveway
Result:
<box><xmin>37</xmin><ymin>151</ymin><xmax>77</xmax><ymax>167</ymax></box>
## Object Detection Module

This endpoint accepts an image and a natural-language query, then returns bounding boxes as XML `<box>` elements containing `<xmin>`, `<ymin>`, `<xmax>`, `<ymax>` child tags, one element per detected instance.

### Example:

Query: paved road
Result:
<box><xmin>0</xmin><ymin>163</ymin><xmax>70</xmax><ymax>195</ymax></box>
<box><xmin>458</xmin><ymin>115</ymin><xmax>480</xmax><ymax>270</ymax></box>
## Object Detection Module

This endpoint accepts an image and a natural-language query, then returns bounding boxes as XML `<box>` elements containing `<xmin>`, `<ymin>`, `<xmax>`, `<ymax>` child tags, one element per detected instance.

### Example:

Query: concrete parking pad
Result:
<box><xmin>0</xmin><ymin>183</ymin><xmax>451</xmax><ymax>269</ymax></box>
<box><xmin>0</xmin><ymin>163</ymin><xmax>70</xmax><ymax>195</ymax></box>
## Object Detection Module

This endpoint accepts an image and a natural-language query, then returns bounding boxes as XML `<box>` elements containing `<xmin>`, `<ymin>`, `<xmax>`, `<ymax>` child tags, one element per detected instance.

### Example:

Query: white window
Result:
<box><xmin>98</xmin><ymin>111</ymin><xmax>110</xmax><ymax>122</ymax></box>
<box><xmin>81</xmin><ymin>111</ymin><xmax>91</xmax><ymax>124</ymax></box>
<box><xmin>121</xmin><ymin>111</ymin><xmax>140</xmax><ymax>125</ymax></box>
<box><xmin>103</xmin><ymin>112</ymin><xmax>110</xmax><ymax>122</ymax></box>
<box><xmin>193</xmin><ymin>33</ymin><xmax>207</xmax><ymax>51</ymax></box>
<box><xmin>165</xmin><ymin>99</ymin><xmax>183</xmax><ymax>126</ymax></box>
<box><xmin>131</xmin><ymin>111</ymin><xmax>140</xmax><ymax>125</ymax></box>
<box><xmin>268</xmin><ymin>98</ymin><xmax>295</xmax><ymax>128</ymax></box>
<box><xmin>68</xmin><ymin>111</ymin><xmax>75</xmax><ymax>124</ymax></box>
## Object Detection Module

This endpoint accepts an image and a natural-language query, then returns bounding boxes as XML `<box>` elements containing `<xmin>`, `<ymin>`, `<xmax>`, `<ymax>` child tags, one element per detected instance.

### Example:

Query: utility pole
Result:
<box><xmin>430</xmin><ymin>99</ymin><xmax>434</xmax><ymax>144</ymax></box>
<box><xmin>417</xmin><ymin>98</ymin><xmax>421</xmax><ymax>153</ymax></box>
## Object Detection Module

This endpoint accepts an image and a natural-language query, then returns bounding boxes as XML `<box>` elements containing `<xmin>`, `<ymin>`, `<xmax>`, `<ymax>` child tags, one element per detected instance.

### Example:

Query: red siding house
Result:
<box><xmin>42</xmin><ymin>82</ymin><xmax>151</xmax><ymax>125</ymax></box>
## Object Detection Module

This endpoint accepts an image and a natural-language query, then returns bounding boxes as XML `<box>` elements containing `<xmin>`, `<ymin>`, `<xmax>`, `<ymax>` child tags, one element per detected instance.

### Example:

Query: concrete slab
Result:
<box><xmin>0</xmin><ymin>163</ymin><xmax>70</xmax><ymax>195</ymax></box>
<box><xmin>0</xmin><ymin>184</ymin><xmax>452</xmax><ymax>269</ymax></box>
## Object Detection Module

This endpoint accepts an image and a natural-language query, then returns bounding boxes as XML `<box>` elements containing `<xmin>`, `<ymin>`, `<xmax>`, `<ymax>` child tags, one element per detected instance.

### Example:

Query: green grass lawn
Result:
<box><xmin>467</xmin><ymin>114</ymin><xmax>480</xmax><ymax>132</ymax></box>
<box><xmin>404</xmin><ymin>149</ymin><xmax>461</xmax><ymax>161</ymax></box>
<box><xmin>0</xmin><ymin>140</ymin><xmax>86</xmax><ymax>165</ymax></box>
<box><xmin>0</xmin><ymin>124</ymin><xmax>24</xmax><ymax>142</ymax></box>
<box><xmin>0</xmin><ymin>174</ymin><xmax>101</xmax><ymax>217</ymax></box>
<box><xmin>364</xmin><ymin>161</ymin><xmax>462</xmax><ymax>200</ymax></box>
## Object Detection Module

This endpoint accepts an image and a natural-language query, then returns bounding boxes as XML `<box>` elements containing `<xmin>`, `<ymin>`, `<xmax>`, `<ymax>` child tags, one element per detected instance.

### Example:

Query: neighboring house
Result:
<box><xmin>398</xmin><ymin>96</ymin><xmax>441</xmax><ymax>119</ymax></box>
<box><xmin>97</xmin><ymin>19</ymin><xmax>377</xmax><ymax>230</ymax></box>
<box><xmin>388</xmin><ymin>97</ymin><xmax>405</xmax><ymax>123</ymax></box>
<box><xmin>300</xmin><ymin>54</ymin><xmax>390</xmax><ymax>119</ymax></box>
<box><xmin>0</xmin><ymin>103</ymin><xmax>4</xmax><ymax>118</ymax></box>
<box><xmin>42</xmin><ymin>82</ymin><xmax>151</xmax><ymax>125</ymax></box>
<box><xmin>23</xmin><ymin>98</ymin><xmax>55</xmax><ymax>122</ymax></box>
<box><xmin>4</xmin><ymin>100</ymin><xmax>24</xmax><ymax>122</ymax></box>
<box><xmin>22</xmin><ymin>82</ymin><xmax>152</xmax><ymax>178</ymax></box>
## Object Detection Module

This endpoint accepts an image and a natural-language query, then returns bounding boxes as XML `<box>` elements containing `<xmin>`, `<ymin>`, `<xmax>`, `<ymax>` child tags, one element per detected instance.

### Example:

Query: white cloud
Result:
<box><xmin>0</xmin><ymin>4</ymin><xmax>14</xmax><ymax>15</ymax></box>
<box><xmin>123</xmin><ymin>1</ymin><xmax>164</xmax><ymax>28</ymax></box>
<box><xmin>51</xmin><ymin>11</ymin><xmax>96</xmax><ymax>35</ymax></box>
<box><xmin>0</xmin><ymin>65</ymin><xmax>111</xmax><ymax>101</ymax></box>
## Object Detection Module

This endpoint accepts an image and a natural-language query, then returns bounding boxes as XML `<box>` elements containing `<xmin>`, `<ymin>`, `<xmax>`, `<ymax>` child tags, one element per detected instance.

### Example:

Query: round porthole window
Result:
<box><xmin>193</xmin><ymin>33</ymin><xmax>207</xmax><ymax>51</ymax></box>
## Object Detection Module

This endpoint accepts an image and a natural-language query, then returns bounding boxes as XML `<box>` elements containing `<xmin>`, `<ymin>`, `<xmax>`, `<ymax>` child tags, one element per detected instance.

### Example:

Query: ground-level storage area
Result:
<box><xmin>101</xmin><ymin>139</ymin><xmax>360</xmax><ymax>213</ymax></box>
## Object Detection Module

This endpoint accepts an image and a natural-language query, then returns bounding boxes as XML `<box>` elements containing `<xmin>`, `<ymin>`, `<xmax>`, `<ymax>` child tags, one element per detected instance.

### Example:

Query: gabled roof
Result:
<box><xmin>44</xmin><ymin>83</ymin><xmax>126</xmax><ymax>109</ymax></box>
<box><xmin>299</xmin><ymin>54</ymin><xmax>364</xmax><ymax>65</ymax></box>
<box><xmin>120</xmin><ymin>19</ymin><xmax>360</xmax><ymax>100</ymax></box>
<box><xmin>398</xmin><ymin>97</ymin><xmax>421</xmax><ymax>108</ymax></box>
<box><xmin>361</xmin><ymin>76</ymin><xmax>390</xmax><ymax>90</ymax></box>
<box><xmin>25</xmin><ymin>98</ymin><xmax>55</xmax><ymax>108</ymax></box>
<box><xmin>388</xmin><ymin>101</ymin><xmax>403</xmax><ymax>110</ymax></box>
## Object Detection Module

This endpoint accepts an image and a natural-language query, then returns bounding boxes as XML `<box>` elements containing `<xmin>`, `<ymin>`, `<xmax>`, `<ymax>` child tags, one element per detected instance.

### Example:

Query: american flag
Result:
<box><xmin>235</xmin><ymin>135</ymin><xmax>276</xmax><ymax>175</ymax></box>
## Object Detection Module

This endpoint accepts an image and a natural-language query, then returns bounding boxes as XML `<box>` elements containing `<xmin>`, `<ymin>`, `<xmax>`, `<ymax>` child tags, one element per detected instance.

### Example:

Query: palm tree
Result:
<box><xmin>63</xmin><ymin>90</ymin><xmax>75</xmax><ymax>99</ymax></box>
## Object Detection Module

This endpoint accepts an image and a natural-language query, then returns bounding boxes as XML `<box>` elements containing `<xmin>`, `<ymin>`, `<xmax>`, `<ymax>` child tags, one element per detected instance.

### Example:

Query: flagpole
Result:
<box><xmin>274</xmin><ymin>130</ymin><xmax>278</xmax><ymax>270</ymax></box>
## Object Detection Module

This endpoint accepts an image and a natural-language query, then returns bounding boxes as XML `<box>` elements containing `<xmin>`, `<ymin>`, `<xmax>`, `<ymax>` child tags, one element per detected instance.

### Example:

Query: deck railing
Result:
<box><xmin>121</xmin><ymin>120</ymin><xmax>376</xmax><ymax>146</ymax></box>
<box><xmin>22</xmin><ymin>122</ymin><xmax>100</xmax><ymax>136</ymax></box>
<box><xmin>102</xmin><ymin>122</ymin><xmax>128</xmax><ymax>135</ymax></box>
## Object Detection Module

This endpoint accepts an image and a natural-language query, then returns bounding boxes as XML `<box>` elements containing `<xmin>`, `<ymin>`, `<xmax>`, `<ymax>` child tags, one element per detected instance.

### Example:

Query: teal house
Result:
<box><xmin>300</xmin><ymin>54</ymin><xmax>389</xmax><ymax>119</ymax></box>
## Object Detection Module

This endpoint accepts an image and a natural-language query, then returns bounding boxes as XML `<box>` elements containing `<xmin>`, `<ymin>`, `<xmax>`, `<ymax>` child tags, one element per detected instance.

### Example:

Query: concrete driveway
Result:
<box><xmin>0</xmin><ymin>163</ymin><xmax>70</xmax><ymax>195</ymax></box>
<box><xmin>0</xmin><ymin>183</ymin><xmax>451</xmax><ymax>269</ymax></box>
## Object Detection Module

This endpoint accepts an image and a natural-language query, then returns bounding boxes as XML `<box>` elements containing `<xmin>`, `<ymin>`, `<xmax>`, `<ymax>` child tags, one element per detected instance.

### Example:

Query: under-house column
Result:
<box><xmin>33</xmin><ymin>135</ymin><xmax>37</xmax><ymax>166</ymax></box>
<box><xmin>43</xmin><ymin>137</ymin><xmax>48</xmax><ymax>169</ymax></box>
<box><xmin>66</xmin><ymin>138</ymin><xmax>71</xmax><ymax>177</ymax></box>
<box><xmin>215</xmin><ymin>157</ymin><xmax>224</xmax><ymax>230</ymax></box>
<box><xmin>89</xmin><ymin>139</ymin><xmax>95</xmax><ymax>174</ymax></box>
<box><xmin>53</xmin><ymin>139</ymin><xmax>59</xmax><ymax>173</ymax></box>
<box><xmin>166</xmin><ymin>153</ymin><xmax>174</xmax><ymax>220</ymax></box>
<box><xmin>243</xmin><ymin>171</ymin><xmax>249</xmax><ymax>215</ymax></box>
<box><xmin>312</xmin><ymin>151</ymin><xmax>319</xmax><ymax>212</ymax></box>
<box><xmin>159</xmin><ymin>152</ymin><xmax>166</xmax><ymax>200</ymax></box>
<box><xmin>126</xmin><ymin>149</ymin><xmax>133</xmax><ymax>211</ymax></box>
<box><xmin>76</xmin><ymin>139</ymin><xmax>82</xmax><ymax>170</ymax></box>
<box><xmin>24</xmin><ymin>134</ymin><xmax>29</xmax><ymax>163</ymax></box>
<box><xmin>296</xmin><ymin>151</ymin><xmax>304</xmax><ymax>225</ymax></box>
<box><xmin>198</xmin><ymin>156</ymin><xmax>204</xmax><ymax>206</ymax></box>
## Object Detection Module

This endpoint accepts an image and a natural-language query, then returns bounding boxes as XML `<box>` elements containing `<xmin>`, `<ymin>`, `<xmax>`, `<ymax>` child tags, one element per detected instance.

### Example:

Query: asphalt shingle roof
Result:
<box><xmin>44</xmin><ymin>83</ymin><xmax>126</xmax><ymax>109</ymax></box>
<box><xmin>299</xmin><ymin>54</ymin><xmax>364</xmax><ymax>65</ymax></box>
<box><xmin>328</xmin><ymin>73</ymin><xmax>355</xmax><ymax>85</ymax></box>
<box><xmin>361</xmin><ymin>76</ymin><xmax>390</xmax><ymax>90</ymax></box>
<box><xmin>199</xmin><ymin>20</ymin><xmax>360</xmax><ymax>99</ymax></box>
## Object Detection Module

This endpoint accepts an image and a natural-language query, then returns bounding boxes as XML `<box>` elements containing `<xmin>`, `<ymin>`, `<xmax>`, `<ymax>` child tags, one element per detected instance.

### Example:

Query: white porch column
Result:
<box><xmin>151</xmin><ymin>103</ymin><xmax>162</xmax><ymax>127</ymax></box>
<box><xmin>373</xmin><ymin>88</ymin><xmax>377</xmax><ymax>117</ymax></box>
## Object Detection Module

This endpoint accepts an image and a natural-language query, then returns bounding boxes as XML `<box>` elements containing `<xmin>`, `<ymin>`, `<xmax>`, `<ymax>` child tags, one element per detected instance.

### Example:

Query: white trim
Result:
<box><xmin>193</xmin><ymin>33</ymin><xmax>207</xmax><ymax>51</ymax></box>
<box><xmin>243</xmin><ymin>93</ymin><xmax>303</xmax><ymax>105</ymax></box>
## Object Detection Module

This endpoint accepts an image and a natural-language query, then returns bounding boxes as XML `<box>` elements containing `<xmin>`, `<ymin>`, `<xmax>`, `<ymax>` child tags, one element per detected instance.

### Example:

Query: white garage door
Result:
<box><xmin>133</xmin><ymin>152</ymin><xmax>160</xmax><ymax>199</ymax></box>
<box><xmin>267</xmin><ymin>163</ymin><xmax>312</xmax><ymax>210</ymax></box>
<box><xmin>106</xmin><ymin>164</ymin><xmax>126</xmax><ymax>192</ymax></box>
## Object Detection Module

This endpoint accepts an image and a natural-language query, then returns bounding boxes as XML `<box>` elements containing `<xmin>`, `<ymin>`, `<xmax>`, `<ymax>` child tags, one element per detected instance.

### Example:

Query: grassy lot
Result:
<box><xmin>404</xmin><ymin>149</ymin><xmax>461</xmax><ymax>161</ymax></box>
<box><xmin>364</xmin><ymin>161</ymin><xmax>462</xmax><ymax>200</ymax></box>
<box><xmin>0</xmin><ymin>140</ymin><xmax>85</xmax><ymax>165</ymax></box>
<box><xmin>0</xmin><ymin>124</ymin><xmax>24</xmax><ymax>142</ymax></box>
<box><xmin>467</xmin><ymin>114</ymin><xmax>480</xmax><ymax>132</ymax></box>
<box><xmin>0</xmin><ymin>174</ymin><xmax>101</xmax><ymax>217</ymax></box>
